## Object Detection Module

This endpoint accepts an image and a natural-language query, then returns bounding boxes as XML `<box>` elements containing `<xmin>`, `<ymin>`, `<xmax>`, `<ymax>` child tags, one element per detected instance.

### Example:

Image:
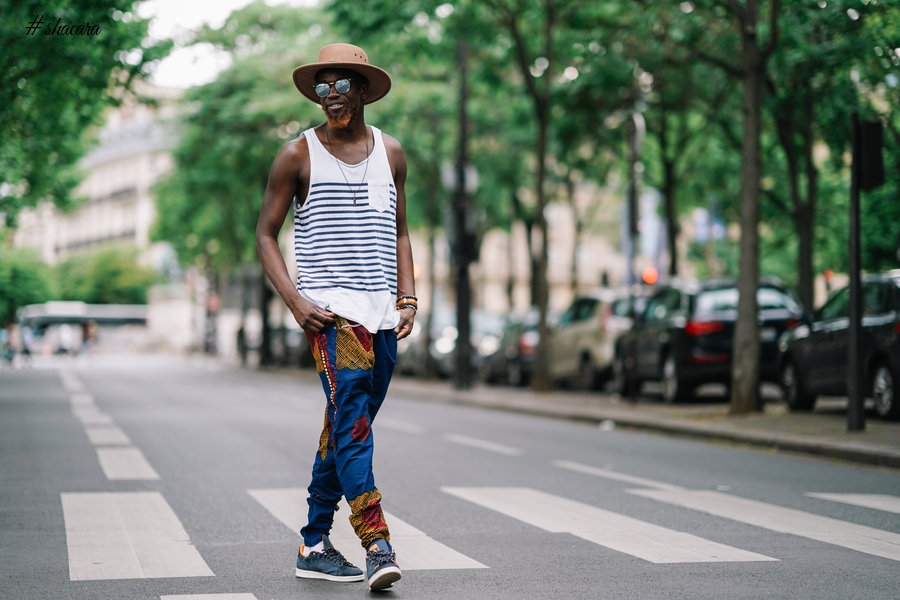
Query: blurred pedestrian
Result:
<box><xmin>57</xmin><ymin>323</ymin><xmax>73</xmax><ymax>355</ymax></box>
<box><xmin>81</xmin><ymin>320</ymin><xmax>96</xmax><ymax>356</ymax></box>
<box><xmin>0</xmin><ymin>326</ymin><xmax>13</xmax><ymax>368</ymax></box>
<box><xmin>255</xmin><ymin>43</ymin><xmax>416</xmax><ymax>592</ymax></box>
<box><xmin>20</xmin><ymin>325</ymin><xmax>33</xmax><ymax>367</ymax></box>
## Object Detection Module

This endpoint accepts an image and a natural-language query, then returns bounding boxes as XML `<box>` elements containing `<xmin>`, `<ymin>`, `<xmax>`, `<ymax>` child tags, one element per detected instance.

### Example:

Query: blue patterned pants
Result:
<box><xmin>301</xmin><ymin>317</ymin><xmax>396</xmax><ymax>549</ymax></box>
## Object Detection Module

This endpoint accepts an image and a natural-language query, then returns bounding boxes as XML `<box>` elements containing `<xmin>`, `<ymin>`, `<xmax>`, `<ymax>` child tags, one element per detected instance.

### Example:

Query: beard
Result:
<box><xmin>322</xmin><ymin>95</ymin><xmax>361</xmax><ymax>129</ymax></box>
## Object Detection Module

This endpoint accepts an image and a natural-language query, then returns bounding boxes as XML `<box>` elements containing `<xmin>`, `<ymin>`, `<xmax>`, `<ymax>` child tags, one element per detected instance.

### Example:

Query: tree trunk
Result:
<box><xmin>657</xmin><ymin>105</ymin><xmax>680</xmax><ymax>278</ymax></box>
<box><xmin>798</xmin><ymin>96</ymin><xmax>818</xmax><ymax>310</ymax></box>
<box><xmin>730</xmin><ymin>0</ymin><xmax>764</xmax><ymax>415</ymax></box>
<box><xmin>566</xmin><ymin>175</ymin><xmax>581</xmax><ymax>293</ymax></box>
<box><xmin>258</xmin><ymin>273</ymin><xmax>274</xmax><ymax>367</ymax></box>
<box><xmin>529</xmin><ymin>2</ymin><xmax>554</xmax><ymax>392</ymax></box>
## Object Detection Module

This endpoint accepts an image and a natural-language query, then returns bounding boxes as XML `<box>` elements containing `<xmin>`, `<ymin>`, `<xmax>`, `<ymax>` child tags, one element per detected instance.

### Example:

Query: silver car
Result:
<box><xmin>548</xmin><ymin>289</ymin><xmax>637</xmax><ymax>390</ymax></box>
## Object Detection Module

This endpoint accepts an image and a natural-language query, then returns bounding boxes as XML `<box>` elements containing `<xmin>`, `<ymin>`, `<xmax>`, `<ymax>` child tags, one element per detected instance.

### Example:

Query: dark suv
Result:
<box><xmin>776</xmin><ymin>271</ymin><xmax>900</xmax><ymax>420</ymax></box>
<box><xmin>613</xmin><ymin>278</ymin><xmax>803</xmax><ymax>403</ymax></box>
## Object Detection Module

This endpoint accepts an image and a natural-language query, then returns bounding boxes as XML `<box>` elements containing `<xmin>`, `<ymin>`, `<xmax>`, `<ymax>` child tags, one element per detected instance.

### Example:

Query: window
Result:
<box><xmin>818</xmin><ymin>287</ymin><xmax>850</xmax><ymax>321</ymax></box>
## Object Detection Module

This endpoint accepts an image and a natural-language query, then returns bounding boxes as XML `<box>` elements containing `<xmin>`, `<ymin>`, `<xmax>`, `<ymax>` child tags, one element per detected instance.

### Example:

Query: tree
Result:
<box><xmin>761</xmin><ymin>1</ymin><xmax>882</xmax><ymax>309</ymax></box>
<box><xmin>688</xmin><ymin>0</ymin><xmax>781</xmax><ymax>414</ymax></box>
<box><xmin>153</xmin><ymin>2</ymin><xmax>340</xmax><ymax>363</ymax></box>
<box><xmin>463</xmin><ymin>0</ymin><xmax>624</xmax><ymax>391</ymax></box>
<box><xmin>55</xmin><ymin>248</ymin><xmax>157</xmax><ymax>304</ymax></box>
<box><xmin>0</xmin><ymin>0</ymin><xmax>171</xmax><ymax>228</ymax></box>
<box><xmin>0</xmin><ymin>248</ymin><xmax>52</xmax><ymax>326</ymax></box>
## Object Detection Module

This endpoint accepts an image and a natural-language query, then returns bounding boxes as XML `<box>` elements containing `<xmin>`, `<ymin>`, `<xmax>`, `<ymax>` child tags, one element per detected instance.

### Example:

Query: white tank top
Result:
<box><xmin>294</xmin><ymin>126</ymin><xmax>399</xmax><ymax>333</ymax></box>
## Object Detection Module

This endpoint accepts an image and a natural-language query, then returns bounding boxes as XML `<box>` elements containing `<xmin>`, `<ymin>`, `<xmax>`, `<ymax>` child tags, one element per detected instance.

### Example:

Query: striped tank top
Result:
<box><xmin>294</xmin><ymin>126</ymin><xmax>399</xmax><ymax>333</ymax></box>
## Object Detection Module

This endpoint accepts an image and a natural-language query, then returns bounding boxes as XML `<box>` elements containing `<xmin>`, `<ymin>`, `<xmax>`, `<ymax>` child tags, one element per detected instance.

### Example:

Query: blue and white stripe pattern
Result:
<box><xmin>293</xmin><ymin>181</ymin><xmax>397</xmax><ymax>294</ymax></box>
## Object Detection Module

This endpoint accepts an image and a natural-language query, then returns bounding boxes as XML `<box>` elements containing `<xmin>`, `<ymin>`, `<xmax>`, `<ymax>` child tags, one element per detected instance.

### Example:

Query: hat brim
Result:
<box><xmin>292</xmin><ymin>63</ymin><xmax>391</xmax><ymax>105</ymax></box>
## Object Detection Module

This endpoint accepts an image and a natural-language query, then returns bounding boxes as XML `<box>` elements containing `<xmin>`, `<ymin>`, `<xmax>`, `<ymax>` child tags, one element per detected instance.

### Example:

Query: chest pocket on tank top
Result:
<box><xmin>367</xmin><ymin>182</ymin><xmax>394</xmax><ymax>213</ymax></box>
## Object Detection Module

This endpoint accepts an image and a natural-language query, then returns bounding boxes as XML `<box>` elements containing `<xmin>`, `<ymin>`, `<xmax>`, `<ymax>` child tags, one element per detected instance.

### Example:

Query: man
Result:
<box><xmin>255</xmin><ymin>43</ymin><xmax>416</xmax><ymax>592</ymax></box>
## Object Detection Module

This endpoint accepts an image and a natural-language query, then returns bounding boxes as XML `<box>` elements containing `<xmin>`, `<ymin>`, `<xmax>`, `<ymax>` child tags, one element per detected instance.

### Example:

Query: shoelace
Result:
<box><xmin>321</xmin><ymin>547</ymin><xmax>355</xmax><ymax>567</ymax></box>
<box><xmin>366</xmin><ymin>548</ymin><xmax>397</xmax><ymax>567</ymax></box>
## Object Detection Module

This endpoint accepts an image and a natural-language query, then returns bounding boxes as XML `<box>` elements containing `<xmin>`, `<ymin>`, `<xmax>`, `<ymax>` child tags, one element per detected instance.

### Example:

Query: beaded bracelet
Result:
<box><xmin>398</xmin><ymin>303</ymin><xmax>418</xmax><ymax>313</ymax></box>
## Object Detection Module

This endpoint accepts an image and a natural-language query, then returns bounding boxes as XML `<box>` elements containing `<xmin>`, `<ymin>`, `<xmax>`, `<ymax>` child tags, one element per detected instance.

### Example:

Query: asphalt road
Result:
<box><xmin>2</xmin><ymin>354</ymin><xmax>899</xmax><ymax>600</ymax></box>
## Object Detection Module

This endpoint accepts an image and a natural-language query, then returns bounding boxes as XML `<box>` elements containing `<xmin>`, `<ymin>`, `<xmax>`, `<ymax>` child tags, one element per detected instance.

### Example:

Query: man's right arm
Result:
<box><xmin>255</xmin><ymin>138</ymin><xmax>335</xmax><ymax>332</ymax></box>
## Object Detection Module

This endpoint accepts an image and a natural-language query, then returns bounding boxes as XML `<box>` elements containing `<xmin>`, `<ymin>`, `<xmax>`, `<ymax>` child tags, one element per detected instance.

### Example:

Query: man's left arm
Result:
<box><xmin>386</xmin><ymin>134</ymin><xmax>416</xmax><ymax>340</ymax></box>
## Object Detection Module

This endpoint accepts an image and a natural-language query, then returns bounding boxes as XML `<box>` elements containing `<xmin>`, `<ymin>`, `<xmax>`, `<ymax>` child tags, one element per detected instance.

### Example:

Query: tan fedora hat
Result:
<box><xmin>292</xmin><ymin>43</ymin><xmax>392</xmax><ymax>105</ymax></box>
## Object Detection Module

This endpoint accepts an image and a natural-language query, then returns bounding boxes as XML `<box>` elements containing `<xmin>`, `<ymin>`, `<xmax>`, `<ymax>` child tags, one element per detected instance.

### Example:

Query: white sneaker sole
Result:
<box><xmin>368</xmin><ymin>565</ymin><xmax>402</xmax><ymax>591</ymax></box>
<box><xmin>295</xmin><ymin>567</ymin><xmax>365</xmax><ymax>582</ymax></box>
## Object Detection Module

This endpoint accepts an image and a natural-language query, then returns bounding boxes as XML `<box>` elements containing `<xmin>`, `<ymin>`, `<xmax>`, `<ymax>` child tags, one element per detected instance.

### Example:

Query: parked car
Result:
<box><xmin>776</xmin><ymin>271</ymin><xmax>900</xmax><ymax>420</ymax></box>
<box><xmin>612</xmin><ymin>278</ymin><xmax>804</xmax><ymax>403</ymax></box>
<box><xmin>479</xmin><ymin>308</ymin><xmax>543</xmax><ymax>387</ymax></box>
<box><xmin>396</xmin><ymin>307</ymin><xmax>504</xmax><ymax>379</ymax></box>
<box><xmin>548</xmin><ymin>288</ymin><xmax>639</xmax><ymax>390</ymax></box>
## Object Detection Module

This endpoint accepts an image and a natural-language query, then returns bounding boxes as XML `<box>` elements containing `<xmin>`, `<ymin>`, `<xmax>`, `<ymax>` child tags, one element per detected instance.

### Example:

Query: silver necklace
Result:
<box><xmin>324</xmin><ymin>125</ymin><xmax>370</xmax><ymax>205</ymax></box>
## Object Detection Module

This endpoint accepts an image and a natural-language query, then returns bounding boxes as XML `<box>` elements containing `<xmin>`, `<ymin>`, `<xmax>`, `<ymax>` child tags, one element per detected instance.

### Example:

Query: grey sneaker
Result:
<box><xmin>366</xmin><ymin>539</ymin><xmax>401</xmax><ymax>591</ymax></box>
<box><xmin>295</xmin><ymin>535</ymin><xmax>364</xmax><ymax>582</ymax></box>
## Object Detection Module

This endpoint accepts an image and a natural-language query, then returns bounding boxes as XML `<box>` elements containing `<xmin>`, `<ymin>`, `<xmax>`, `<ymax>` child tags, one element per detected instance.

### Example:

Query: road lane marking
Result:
<box><xmin>97</xmin><ymin>447</ymin><xmax>160</xmax><ymax>480</ymax></box>
<box><xmin>85</xmin><ymin>425</ymin><xmax>131</xmax><ymax>446</ymax></box>
<box><xmin>443</xmin><ymin>433</ymin><xmax>521</xmax><ymax>456</ymax></box>
<box><xmin>806</xmin><ymin>493</ymin><xmax>900</xmax><ymax>515</ymax></box>
<box><xmin>59</xmin><ymin>370</ymin><xmax>84</xmax><ymax>392</ymax></box>
<box><xmin>249</xmin><ymin>488</ymin><xmax>486</xmax><ymax>570</ymax></box>
<box><xmin>72</xmin><ymin>407</ymin><xmax>114</xmax><ymax>425</ymax></box>
<box><xmin>554</xmin><ymin>460</ymin><xmax>683</xmax><ymax>491</ymax></box>
<box><xmin>442</xmin><ymin>487</ymin><xmax>776</xmax><ymax>564</ymax></box>
<box><xmin>377</xmin><ymin>418</ymin><xmax>426</xmax><ymax>435</ymax></box>
<box><xmin>631</xmin><ymin>488</ymin><xmax>900</xmax><ymax>562</ymax></box>
<box><xmin>70</xmin><ymin>392</ymin><xmax>95</xmax><ymax>409</ymax></box>
<box><xmin>159</xmin><ymin>594</ymin><xmax>257</xmax><ymax>600</ymax></box>
<box><xmin>62</xmin><ymin>491</ymin><xmax>213</xmax><ymax>580</ymax></box>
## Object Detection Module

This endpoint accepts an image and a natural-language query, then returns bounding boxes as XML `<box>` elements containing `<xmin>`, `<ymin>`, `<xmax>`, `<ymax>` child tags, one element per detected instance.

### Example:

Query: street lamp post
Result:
<box><xmin>624</xmin><ymin>112</ymin><xmax>645</xmax><ymax>402</ymax></box>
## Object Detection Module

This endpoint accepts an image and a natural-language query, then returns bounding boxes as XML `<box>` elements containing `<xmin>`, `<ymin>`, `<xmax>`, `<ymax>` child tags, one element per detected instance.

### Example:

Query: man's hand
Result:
<box><xmin>395</xmin><ymin>306</ymin><xmax>416</xmax><ymax>340</ymax></box>
<box><xmin>288</xmin><ymin>296</ymin><xmax>335</xmax><ymax>333</ymax></box>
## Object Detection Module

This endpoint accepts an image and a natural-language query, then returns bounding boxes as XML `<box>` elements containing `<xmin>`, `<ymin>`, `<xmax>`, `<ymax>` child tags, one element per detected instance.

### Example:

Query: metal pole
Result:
<box><xmin>848</xmin><ymin>113</ymin><xmax>865</xmax><ymax>431</ymax></box>
<box><xmin>625</xmin><ymin>113</ymin><xmax>644</xmax><ymax>402</ymax></box>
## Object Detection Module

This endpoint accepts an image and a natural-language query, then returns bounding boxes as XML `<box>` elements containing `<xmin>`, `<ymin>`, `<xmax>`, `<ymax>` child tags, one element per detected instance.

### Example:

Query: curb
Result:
<box><xmin>387</xmin><ymin>378</ymin><xmax>900</xmax><ymax>470</ymax></box>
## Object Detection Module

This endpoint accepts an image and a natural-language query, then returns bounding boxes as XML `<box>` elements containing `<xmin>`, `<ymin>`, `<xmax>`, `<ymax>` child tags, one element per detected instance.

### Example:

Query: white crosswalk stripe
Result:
<box><xmin>556</xmin><ymin>459</ymin><xmax>900</xmax><ymax>563</ymax></box>
<box><xmin>62</xmin><ymin>491</ymin><xmax>214</xmax><ymax>581</ymax></box>
<box><xmin>630</xmin><ymin>488</ymin><xmax>900</xmax><ymax>562</ymax></box>
<box><xmin>248</xmin><ymin>487</ymin><xmax>487</xmax><ymax>570</ymax></box>
<box><xmin>443</xmin><ymin>486</ymin><xmax>777</xmax><ymax>563</ymax></box>
<box><xmin>805</xmin><ymin>493</ymin><xmax>900</xmax><ymax>515</ymax></box>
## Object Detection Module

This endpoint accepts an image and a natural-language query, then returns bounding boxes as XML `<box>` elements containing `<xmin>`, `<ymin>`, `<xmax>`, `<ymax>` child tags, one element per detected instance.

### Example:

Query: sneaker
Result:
<box><xmin>366</xmin><ymin>539</ymin><xmax>402</xmax><ymax>591</ymax></box>
<box><xmin>295</xmin><ymin>535</ymin><xmax>364</xmax><ymax>582</ymax></box>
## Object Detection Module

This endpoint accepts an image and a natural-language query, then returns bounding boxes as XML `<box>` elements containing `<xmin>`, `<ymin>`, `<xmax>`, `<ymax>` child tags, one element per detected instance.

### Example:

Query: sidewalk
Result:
<box><xmin>386</xmin><ymin>376</ymin><xmax>900</xmax><ymax>470</ymax></box>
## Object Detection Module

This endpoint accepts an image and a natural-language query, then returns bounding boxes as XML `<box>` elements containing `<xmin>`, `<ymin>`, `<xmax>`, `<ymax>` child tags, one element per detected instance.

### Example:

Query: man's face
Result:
<box><xmin>317</xmin><ymin>69</ymin><xmax>364</xmax><ymax>129</ymax></box>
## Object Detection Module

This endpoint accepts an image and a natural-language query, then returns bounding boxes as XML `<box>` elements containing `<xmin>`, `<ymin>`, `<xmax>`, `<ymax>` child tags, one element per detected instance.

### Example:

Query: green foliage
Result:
<box><xmin>55</xmin><ymin>248</ymin><xmax>157</xmax><ymax>304</ymax></box>
<box><xmin>151</xmin><ymin>0</ymin><xmax>899</xmax><ymax>292</ymax></box>
<box><xmin>152</xmin><ymin>2</ymin><xmax>328</xmax><ymax>273</ymax></box>
<box><xmin>0</xmin><ymin>247</ymin><xmax>53</xmax><ymax>325</ymax></box>
<box><xmin>0</xmin><ymin>0</ymin><xmax>172</xmax><ymax>228</ymax></box>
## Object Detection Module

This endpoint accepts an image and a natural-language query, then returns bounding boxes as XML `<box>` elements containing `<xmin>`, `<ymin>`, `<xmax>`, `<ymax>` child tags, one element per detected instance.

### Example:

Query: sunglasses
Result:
<box><xmin>314</xmin><ymin>78</ymin><xmax>352</xmax><ymax>98</ymax></box>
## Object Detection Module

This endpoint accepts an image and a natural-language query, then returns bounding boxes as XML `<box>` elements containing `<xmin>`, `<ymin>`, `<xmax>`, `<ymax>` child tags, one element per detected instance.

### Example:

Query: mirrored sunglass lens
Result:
<box><xmin>314</xmin><ymin>79</ymin><xmax>351</xmax><ymax>97</ymax></box>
